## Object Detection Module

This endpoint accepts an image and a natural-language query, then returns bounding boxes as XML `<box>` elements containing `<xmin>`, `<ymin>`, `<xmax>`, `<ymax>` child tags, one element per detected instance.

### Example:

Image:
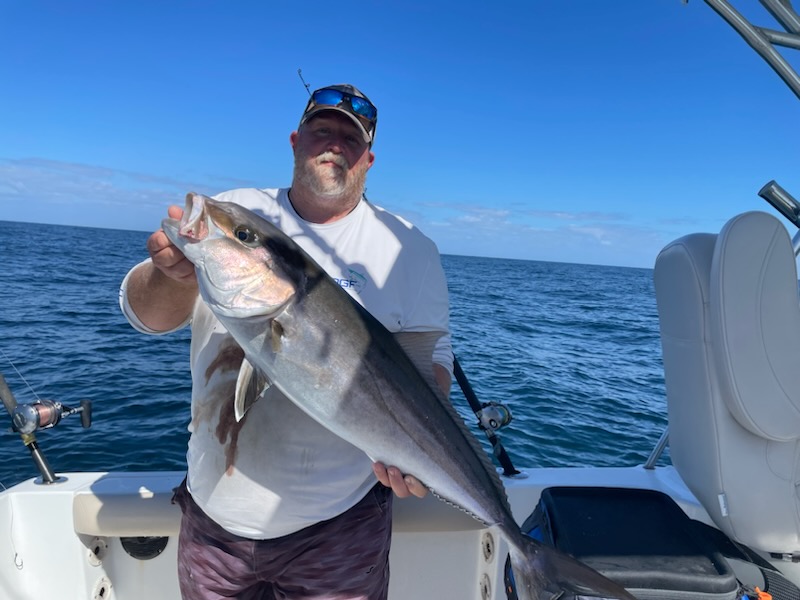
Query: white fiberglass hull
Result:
<box><xmin>2</xmin><ymin>465</ymin><xmax>795</xmax><ymax>600</ymax></box>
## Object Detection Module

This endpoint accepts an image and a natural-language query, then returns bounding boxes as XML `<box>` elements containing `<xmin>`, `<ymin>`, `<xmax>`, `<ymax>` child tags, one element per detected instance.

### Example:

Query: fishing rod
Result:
<box><xmin>0</xmin><ymin>358</ymin><xmax>92</xmax><ymax>484</ymax></box>
<box><xmin>297</xmin><ymin>68</ymin><xmax>312</xmax><ymax>97</ymax></box>
<box><xmin>453</xmin><ymin>356</ymin><xmax>521</xmax><ymax>477</ymax></box>
<box><xmin>0</xmin><ymin>373</ymin><xmax>60</xmax><ymax>484</ymax></box>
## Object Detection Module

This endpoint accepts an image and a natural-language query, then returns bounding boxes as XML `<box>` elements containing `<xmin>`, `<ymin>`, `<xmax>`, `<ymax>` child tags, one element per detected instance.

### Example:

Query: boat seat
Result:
<box><xmin>654</xmin><ymin>210</ymin><xmax>800</xmax><ymax>556</ymax></box>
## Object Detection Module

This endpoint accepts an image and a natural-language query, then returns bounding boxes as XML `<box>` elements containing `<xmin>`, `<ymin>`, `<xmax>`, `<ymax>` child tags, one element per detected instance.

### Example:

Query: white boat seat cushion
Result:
<box><xmin>711</xmin><ymin>212</ymin><xmax>800</xmax><ymax>440</ymax></box>
<box><xmin>654</xmin><ymin>211</ymin><xmax>800</xmax><ymax>554</ymax></box>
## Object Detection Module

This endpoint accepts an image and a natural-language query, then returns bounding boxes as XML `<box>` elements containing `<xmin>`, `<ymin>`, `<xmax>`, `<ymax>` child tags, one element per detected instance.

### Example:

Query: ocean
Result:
<box><xmin>0</xmin><ymin>219</ymin><xmax>668</xmax><ymax>489</ymax></box>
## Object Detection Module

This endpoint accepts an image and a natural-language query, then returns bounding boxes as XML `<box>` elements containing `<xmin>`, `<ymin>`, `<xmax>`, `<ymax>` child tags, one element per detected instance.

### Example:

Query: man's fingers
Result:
<box><xmin>146</xmin><ymin>230</ymin><xmax>175</xmax><ymax>256</ymax></box>
<box><xmin>372</xmin><ymin>462</ymin><xmax>391</xmax><ymax>487</ymax></box>
<box><xmin>145</xmin><ymin>230</ymin><xmax>196</xmax><ymax>283</ymax></box>
<box><xmin>387</xmin><ymin>466</ymin><xmax>411</xmax><ymax>498</ymax></box>
<box><xmin>403</xmin><ymin>475</ymin><xmax>427</xmax><ymax>499</ymax></box>
<box><xmin>372</xmin><ymin>463</ymin><xmax>427</xmax><ymax>499</ymax></box>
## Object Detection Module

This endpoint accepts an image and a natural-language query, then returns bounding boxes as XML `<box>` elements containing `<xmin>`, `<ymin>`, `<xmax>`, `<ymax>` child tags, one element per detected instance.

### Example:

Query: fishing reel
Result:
<box><xmin>10</xmin><ymin>399</ymin><xmax>92</xmax><ymax>435</ymax></box>
<box><xmin>476</xmin><ymin>401</ymin><xmax>513</xmax><ymax>432</ymax></box>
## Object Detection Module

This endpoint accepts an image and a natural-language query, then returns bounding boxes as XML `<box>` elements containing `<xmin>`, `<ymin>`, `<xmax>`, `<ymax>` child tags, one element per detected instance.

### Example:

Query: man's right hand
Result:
<box><xmin>147</xmin><ymin>205</ymin><xmax>197</xmax><ymax>284</ymax></box>
<box><xmin>125</xmin><ymin>205</ymin><xmax>199</xmax><ymax>332</ymax></box>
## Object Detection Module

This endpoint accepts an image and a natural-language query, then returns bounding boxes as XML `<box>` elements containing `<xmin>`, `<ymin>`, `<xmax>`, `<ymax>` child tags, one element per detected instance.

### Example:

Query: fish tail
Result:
<box><xmin>508</xmin><ymin>532</ymin><xmax>636</xmax><ymax>600</ymax></box>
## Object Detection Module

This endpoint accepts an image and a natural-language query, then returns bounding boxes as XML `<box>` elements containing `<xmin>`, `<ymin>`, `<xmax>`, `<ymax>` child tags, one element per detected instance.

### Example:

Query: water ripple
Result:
<box><xmin>0</xmin><ymin>221</ymin><xmax>669</xmax><ymax>488</ymax></box>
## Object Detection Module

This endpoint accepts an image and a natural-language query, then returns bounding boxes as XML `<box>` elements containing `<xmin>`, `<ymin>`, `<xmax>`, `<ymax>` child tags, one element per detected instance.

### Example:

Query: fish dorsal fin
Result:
<box><xmin>234</xmin><ymin>357</ymin><xmax>273</xmax><ymax>422</ymax></box>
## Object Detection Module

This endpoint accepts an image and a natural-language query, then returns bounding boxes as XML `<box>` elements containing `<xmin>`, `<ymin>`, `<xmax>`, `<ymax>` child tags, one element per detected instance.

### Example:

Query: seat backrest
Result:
<box><xmin>654</xmin><ymin>211</ymin><xmax>800</xmax><ymax>554</ymax></box>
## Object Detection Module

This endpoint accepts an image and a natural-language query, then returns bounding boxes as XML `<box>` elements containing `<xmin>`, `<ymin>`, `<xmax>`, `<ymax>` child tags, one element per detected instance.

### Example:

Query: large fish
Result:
<box><xmin>162</xmin><ymin>192</ymin><xmax>635</xmax><ymax>600</ymax></box>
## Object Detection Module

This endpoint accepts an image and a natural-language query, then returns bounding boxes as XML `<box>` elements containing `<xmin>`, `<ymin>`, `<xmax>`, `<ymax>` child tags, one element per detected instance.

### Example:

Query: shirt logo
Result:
<box><xmin>334</xmin><ymin>269</ymin><xmax>367</xmax><ymax>294</ymax></box>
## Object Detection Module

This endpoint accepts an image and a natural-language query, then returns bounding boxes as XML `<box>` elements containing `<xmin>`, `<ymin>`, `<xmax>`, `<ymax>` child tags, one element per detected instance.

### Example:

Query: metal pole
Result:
<box><xmin>704</xmin><ymin>0</ymin><xmax>800</xmax><ymax>99</ymax></box>
<box><xmin>0</xmin><ymin>374</ymin><xmax>59</xmax><ymax>484</ymax></box>
<box><xmin>758</xmin><ymin>180</ymin><xmax>800</xmax><ymax>255</ymax></box>
<box><xmin>643</xmin><ymin>427</ymin><xmax>670</xmax><ymax>470</ymax></box>
<box><xmin>761</xmin><ymin>0</ymin><xmax>800</xmax><ymax>34</ymax></box>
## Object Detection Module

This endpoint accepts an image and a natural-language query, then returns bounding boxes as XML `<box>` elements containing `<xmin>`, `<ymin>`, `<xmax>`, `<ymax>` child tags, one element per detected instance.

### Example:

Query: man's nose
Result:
<box><xmin>325</xmin><ymin>133</ymin><xmax>346</xmax><ymax>152</ymax></box>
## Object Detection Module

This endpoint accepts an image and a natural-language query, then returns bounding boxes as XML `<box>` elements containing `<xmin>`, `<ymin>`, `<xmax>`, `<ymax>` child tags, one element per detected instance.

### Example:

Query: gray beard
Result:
<box><xmin>293</xmin><ymin>151</ymin><xmax>368</xmax><ymax>201</ymax></box>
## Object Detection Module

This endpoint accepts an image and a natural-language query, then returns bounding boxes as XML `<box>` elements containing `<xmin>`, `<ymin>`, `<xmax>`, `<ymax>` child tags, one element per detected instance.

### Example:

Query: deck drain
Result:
<box><xmin>87</xmin><ymin>537</ymin><xmax>107</xmax><ymax>567</ymax></box>
<box><xmin>480</xmin><ymin>573</ymin><xmax>491</xmax><ymax>600</ymax></box>
<box><xmin>92</xmin><ymin>576</ymin><xmax>112</xmax><ymax>600</ymax></box>
<box><xmin>481</xmin><ymin>531</ymin><xmax>495</xmax><ymax>562</ymax></box>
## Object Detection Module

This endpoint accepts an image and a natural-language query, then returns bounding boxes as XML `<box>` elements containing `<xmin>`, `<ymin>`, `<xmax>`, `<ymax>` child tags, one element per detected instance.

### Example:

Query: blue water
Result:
<box><xmin>0</xmin><ymin>220</ymin><xmax>668</xmax><ymax>488</ymax></box>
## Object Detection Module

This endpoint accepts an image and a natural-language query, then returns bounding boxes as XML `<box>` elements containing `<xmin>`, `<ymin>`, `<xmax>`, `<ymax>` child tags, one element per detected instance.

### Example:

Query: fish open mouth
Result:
<box><xmin>177</xmin><ymin>193</ymin><xmax>210</xmax><ymax>242</ymax></box>
<box><xmin>161</xmin><ymin>192</ymin><xmax>210</xmax><ymax>246</ymax></box>
<box><xmin>159</xmin><ymin>193</ymin><xmax>298</xmax><ymax>321</ymax></box>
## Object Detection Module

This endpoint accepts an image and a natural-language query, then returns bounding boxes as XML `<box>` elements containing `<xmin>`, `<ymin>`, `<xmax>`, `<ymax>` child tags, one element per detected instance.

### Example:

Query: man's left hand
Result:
<box><xmin>372</xmin><ymin>462</ymin><xmax>428</xmax><ymax>498</ymax></box>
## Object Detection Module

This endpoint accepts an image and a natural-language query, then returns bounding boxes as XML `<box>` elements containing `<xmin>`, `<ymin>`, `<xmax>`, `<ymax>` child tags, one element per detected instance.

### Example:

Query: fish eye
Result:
<box><xmin>233</xmin><ymin>226</ymin><xmax>260</xmax><ymax>247</ymax></box>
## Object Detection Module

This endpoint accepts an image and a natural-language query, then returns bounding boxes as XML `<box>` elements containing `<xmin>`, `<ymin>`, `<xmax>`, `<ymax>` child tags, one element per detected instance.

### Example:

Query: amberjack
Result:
<box><xmin>162</xmin><ymin>192</ymin><xmax>635</xmax><ymax>600</ymax></box>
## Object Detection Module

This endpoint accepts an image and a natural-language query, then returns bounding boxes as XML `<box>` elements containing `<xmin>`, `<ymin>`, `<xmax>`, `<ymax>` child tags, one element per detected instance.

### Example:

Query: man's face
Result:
<box><xmin>291</xmin><ymin>112</ymin><xmax>375</xmax><ymax>199</ymax></box>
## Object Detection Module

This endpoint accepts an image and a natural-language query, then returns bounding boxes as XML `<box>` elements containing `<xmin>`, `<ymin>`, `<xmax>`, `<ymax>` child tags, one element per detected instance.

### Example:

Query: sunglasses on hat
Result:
<box><xmin>311</xmin><ymin>89</ymin><xmax>377</xmax><ymax>121</ymax></box>
<box><xmin>301</xmin><ymin>86</ymin><xmax>378</xmax><ymax>144</ymax></box>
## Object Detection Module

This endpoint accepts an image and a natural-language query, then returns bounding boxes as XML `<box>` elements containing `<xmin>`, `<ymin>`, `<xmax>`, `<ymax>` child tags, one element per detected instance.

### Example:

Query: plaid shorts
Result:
<box><xmin>172</xmin><ymin>479</ymin><xmax>393</xmax><ymax>600</ymax></box>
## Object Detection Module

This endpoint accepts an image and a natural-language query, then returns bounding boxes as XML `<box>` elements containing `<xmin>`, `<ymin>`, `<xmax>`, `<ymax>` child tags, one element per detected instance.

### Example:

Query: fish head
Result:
<box><xmin>162</xmin><ymin>192</ymin><xmax>297</xmax><ymax>319</ymax></box>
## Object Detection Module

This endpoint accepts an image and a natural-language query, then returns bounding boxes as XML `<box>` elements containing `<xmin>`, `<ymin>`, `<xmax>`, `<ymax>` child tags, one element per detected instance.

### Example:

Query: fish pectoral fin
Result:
<box><xmin>234</xmin><ymin>358</ymin><xmax>273</xmax><ymax>422</ymax></box>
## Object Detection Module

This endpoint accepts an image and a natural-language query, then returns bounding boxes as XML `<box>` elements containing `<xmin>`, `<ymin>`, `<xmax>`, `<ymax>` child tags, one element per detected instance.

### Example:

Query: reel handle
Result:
<box><xmin>10</xmin><ymin>399</ymin><xmax>93</xmax><ymax>434</ymax></box>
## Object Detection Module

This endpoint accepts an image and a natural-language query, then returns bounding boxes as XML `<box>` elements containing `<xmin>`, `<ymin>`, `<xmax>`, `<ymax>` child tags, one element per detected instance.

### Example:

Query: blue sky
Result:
<box><xmin>1</xmin><ymin>1</ymin><xmax>798</xmax><ymax>268</ymax></box>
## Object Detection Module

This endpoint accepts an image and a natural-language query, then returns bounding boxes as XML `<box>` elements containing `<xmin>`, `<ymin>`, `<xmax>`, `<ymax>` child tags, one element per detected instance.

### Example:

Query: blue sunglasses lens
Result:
<box><xmin>312</xmin><ymin>89</ymin><xmax>376</xmax><ymax>121</ymax></box>
<box><xmin>313</xmin><ymin>89</ymin><xmax>345</xmax><ymax>106</ymax></box>
<box><xmin>348</xmin><ymin>97</ymin><xmax>376</xmax><ymax>120</ymax></box>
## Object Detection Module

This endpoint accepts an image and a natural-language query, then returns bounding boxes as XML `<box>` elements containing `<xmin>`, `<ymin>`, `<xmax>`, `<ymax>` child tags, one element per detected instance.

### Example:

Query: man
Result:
<box><xmin>120</xmin><ymin>84</ymin><xmax>453</xmax><ymax>600</ymax></box>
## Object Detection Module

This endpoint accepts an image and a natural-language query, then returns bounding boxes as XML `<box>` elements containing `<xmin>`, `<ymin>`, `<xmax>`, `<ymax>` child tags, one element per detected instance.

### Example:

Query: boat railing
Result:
<box><xmin>759</xmin><ymin>181</ymin><xmax>800</xmax><ymax>254</ymax></box>
<box><xmin>703</xmin><ymin>0</ymin><xmax>800</xmax><ymax>100</ymax></box>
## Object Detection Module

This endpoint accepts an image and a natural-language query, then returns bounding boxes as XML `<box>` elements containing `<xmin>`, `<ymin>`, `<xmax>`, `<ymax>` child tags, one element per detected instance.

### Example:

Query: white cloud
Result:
<box><xmin>0</xmin><ymin>157</ymin><xmax>258</xmax><ymax>231</ymax></box>
<box><xmin>0</xmin><ymin>157</ymin><xmax>696</xmax><ymax>268</ymax></box>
